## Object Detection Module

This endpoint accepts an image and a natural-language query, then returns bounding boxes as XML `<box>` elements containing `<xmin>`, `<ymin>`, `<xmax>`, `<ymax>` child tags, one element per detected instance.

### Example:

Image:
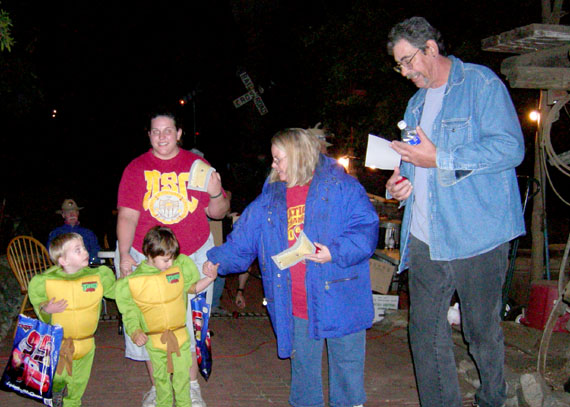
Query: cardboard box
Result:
<box><xmin>372</xmin><ymin>294</ymin><xmax>399</xmax><ymax>322</ymax></box>
<box><xmin>209</xmin><ymin>220</ymin><xmax>223</xmax><ymax>246</ymax></box>
<box><xmin>369</xmin><ymin>257</ymin><xmax>396</xmax><ymax>294</ymax></box>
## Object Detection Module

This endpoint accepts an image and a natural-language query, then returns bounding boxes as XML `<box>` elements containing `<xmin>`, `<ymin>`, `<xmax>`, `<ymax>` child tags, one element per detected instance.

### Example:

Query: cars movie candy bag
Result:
<box><xmin>1</xmin><ymin>315</ymin><xmax>63</xmax><ymax>405</ymax></box>
<box><xmin>191</xmin><ymin>292</ymin><xmax>212</xmax><ymax>380</ymax></box>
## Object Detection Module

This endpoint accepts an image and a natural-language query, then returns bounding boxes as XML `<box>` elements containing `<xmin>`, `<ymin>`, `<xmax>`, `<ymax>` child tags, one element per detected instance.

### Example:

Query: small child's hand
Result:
<box><xmin>203</xmin><ymin>261</ymin><xmax>219</xmax><ymax>279</ymax></box>
<box><xmin>131</xmin><ymin>329</ymin><xmax>148</xmax><ymax>347</ymax></box>
<box><xmin>41</xmin><ymin>298</ymin><xmax>68</xmax><ymax>314</ymax></box>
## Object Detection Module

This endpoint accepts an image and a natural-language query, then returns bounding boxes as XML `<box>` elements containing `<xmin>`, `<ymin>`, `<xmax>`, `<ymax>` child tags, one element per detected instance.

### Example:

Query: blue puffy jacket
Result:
<box><xmin>207</xmin><ymin>155</ymin><xmax>379</xmax><ymax>358</ymax></box>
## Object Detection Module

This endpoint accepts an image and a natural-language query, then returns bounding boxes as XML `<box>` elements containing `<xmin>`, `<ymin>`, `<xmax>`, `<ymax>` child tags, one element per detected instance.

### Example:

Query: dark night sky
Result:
<box><xmin>2</xmin><ymin>0</ymin><xmax>567</xmax><ymax>244</ymax></box>
<box><xmin>1</xmin><ymin>0</ymin><xmax>343</xmax><ymax>241</ymax></box>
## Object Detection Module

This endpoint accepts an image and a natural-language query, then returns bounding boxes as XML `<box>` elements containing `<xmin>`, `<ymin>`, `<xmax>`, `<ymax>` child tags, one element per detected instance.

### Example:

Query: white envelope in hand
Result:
<box><xmin>365</xmin><ymin>134</ymin><xmax>401</xmax><ymax>170</ymax></box>
<box><xmin>271</xmin><ymin>231</ymin><xmax>316</xmax><ymax>270</ymax></box>
<box><xmin>187</xmin><ymin>160</ymin><xmax>216</xmax><ymax>192</ymax></box>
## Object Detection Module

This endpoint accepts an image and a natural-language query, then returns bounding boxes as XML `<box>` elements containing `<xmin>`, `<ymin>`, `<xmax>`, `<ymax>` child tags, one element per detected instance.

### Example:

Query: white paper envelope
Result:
<box><xmin>187</xmin><ymin>160</ymin><xmax>216</xmax><ymax>192</ymax></box>
<box><xmin>271</xmin><ymin>231</ymin><xmax>316</xmax><ymax>270</ymax></box>
<box><xmin>365</xmin><ymin>134</ymin><xmax>401</xmax><ymax>170</ymax></box>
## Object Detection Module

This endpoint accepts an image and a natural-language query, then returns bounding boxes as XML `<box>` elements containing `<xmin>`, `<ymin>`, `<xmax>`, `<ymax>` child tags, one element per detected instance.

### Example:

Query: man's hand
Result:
<box><xmin>42</xmin><ymin>298</ymin><xmax>68</xmax><ymax>314</ymax></box>
<box><xmin>235</xmin><ymin>291</ymin><xmax>246</xmax><ymax>309</ymax></box>
<box><xmin>386</xmin><ymin>167</ymin><xmax>413</xmax><ymax>202</ymax></box>
<box><xmin>391</xmin><ymin>126</ymin><xmax>437</xmax><ymax>168</ymax></box>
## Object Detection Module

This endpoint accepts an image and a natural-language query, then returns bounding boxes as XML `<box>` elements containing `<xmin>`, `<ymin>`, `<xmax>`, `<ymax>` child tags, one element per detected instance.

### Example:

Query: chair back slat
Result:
<box><xmin>7</xmin><ymin>236</ymin><xmax>54</xmax><ymax>294</ymax></box>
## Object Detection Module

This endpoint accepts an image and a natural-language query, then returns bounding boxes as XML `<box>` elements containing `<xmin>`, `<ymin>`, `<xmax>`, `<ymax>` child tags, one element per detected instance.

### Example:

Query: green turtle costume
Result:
<box><xmin>29</xmin><ymin>265</ymin><xmax>116</xmax><ymax>407</ymax></box>
<box><xmin>115</xmin><ymin>254</ymin><xmax>200</xmax><ymax>407</ymax></box>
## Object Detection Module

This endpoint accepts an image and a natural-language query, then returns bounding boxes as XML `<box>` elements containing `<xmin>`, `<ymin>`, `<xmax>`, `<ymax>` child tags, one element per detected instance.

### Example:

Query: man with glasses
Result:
<box><xmin>385</xmin><ymin>17</ymin><xmax>525</xmax><ymax>407</ymax></box>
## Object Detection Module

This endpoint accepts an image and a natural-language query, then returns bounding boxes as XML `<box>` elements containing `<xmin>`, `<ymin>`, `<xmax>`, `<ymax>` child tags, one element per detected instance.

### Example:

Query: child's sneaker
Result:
<box><xmin>142</xmin><ymin>385</ymin><xmax>156</xmax><ymax>407</ymax></box>
<box><xmin>190</xmin><ymin>380</ymin><xmax>207</xmax><ymax>407</ymax></box>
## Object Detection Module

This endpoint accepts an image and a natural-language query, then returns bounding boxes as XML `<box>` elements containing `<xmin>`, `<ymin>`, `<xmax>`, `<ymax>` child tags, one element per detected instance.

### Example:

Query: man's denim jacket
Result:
<box><xmin>397</xmin><ymin>55</ymin><xmax>525</xmax><ymax>272</ymax></box>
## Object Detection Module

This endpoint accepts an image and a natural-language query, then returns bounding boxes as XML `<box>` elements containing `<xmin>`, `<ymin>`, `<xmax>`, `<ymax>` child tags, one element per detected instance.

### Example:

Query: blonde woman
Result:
<box><xmin>205</xmin><ymin>128</ymin><xmax>378</xmax><ymax>407</ymax></box>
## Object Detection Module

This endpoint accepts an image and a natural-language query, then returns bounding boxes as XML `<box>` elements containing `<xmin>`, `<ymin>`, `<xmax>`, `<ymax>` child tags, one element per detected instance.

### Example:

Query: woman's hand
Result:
<box><xmin>305</xmin><ymin>243</ymin><xmax>332</xmax><ymax>264</ymax></box>
<box><xmin>205</xmin><ymin>171</ymin><xmax>230</xmax><ymax>219</ymax></box>
<box><xmin>119</xmin><ymin>253</ymin><xmax>137</xmax><ymax>278</ymax></box>
<box><xmin>385</xmin><ymin>167</ymin><xmax>413</xmax><ymax>202</ymax></box>
<box><xmin>203</xmin><ymin>260</ymin><xmax>219</xmax><ymax>279</ymax></box>
<box><xmin>207</xmin><ymin>171</ymin><xmax>223</xmax><ymax>198</ymax></box>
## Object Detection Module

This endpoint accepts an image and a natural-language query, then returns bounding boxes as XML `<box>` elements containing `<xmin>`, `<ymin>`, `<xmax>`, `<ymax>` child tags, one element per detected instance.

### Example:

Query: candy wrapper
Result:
<box><xmin>1</xmin><ymin>314</ymin><xmax>63</xmax><ymax>406</ymax></box>
<box><xmin>191</xmin><ymin>292</ymin><xmax>212</xmax><ymax>380</ymax></box>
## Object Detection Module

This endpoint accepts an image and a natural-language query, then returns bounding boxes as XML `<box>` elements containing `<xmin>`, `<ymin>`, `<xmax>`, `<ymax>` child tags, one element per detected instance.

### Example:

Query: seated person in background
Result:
<box><xmin>115</xmin><ymin>226</ymin><xmax>217</xmax><ymax>407</ymax></box>
<box><xmin>48</xmin><ymin>199</ymin><xmax>101</xmax><ymax>264</ymax></box>
<box><xmin>28</xmin><ymin>233</ymin><xmax>116</xmax><ymax>407</ymax></box>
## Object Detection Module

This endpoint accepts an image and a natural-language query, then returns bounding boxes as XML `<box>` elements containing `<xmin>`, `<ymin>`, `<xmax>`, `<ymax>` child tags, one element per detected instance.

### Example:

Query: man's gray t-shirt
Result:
<box><xmin>410</xmin><ymin>83</ymin><xmax>446</xmax><ymax>245</ymax></box>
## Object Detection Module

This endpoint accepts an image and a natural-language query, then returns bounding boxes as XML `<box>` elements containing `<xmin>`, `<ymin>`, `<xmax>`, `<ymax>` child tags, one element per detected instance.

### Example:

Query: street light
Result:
<box><xmin>529</xmin><ymin>110</ymin><xmax>540</xmax><ymax>122</ymax></box>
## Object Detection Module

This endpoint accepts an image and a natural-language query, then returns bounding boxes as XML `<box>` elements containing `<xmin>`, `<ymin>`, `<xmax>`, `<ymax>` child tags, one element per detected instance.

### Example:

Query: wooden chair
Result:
<box><xmin>7</xmin><ymin>235</ymin><xmax>54</xmax><ymax>316</ymax></box>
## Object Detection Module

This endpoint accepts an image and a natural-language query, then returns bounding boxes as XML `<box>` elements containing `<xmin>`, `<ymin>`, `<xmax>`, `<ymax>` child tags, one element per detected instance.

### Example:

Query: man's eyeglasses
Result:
<box><xmin>393</xmin><ymin>48</ymin><xmax>421</xmax><ymax>74</ymax></box>
<box><xmin>150</xmin><ymin>127</ymin><xmax>177</xmax><ymax>137</ymax></box>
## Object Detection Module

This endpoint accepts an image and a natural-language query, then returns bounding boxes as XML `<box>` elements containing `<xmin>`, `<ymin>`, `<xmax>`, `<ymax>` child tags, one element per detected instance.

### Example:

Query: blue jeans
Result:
<box><xmin>212</xmin><ymin>275</ymin><xmax>226</xmax><ymax>308</ymax></box>
<box><xmin>408</xmin><ymin>236</ymin><xmax>509</xmax><ymax>407</ymax></box>
<box><xmin>290</xmin><ymin>317</ymin><xmax>366</xmax><ymax>407</ymax></box>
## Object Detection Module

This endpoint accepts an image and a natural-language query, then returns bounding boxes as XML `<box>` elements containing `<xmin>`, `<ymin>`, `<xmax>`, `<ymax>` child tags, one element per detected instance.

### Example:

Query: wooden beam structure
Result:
<box><xmin>481</xmin><ymin>23</ymin><xmax>570</xmax><ymax>54</ymax></box>
<box><xmin>482</xmin><ymin>17</ymin><xmax>570</xmax><ymax>289</ymax></box>
<box><xmin>500</xmin><ymin>45</ymin><xmax>570</xmax><ymax>90</ymax></box>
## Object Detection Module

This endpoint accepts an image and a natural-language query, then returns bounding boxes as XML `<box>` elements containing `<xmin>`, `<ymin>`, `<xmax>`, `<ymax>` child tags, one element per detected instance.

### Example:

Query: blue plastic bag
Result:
<box><xmin>191</xmin><ymin>292</ymin><xmax>212</xmax><ymax>380</ymax></box>
<box><xmin>1</xmin><ymin>314</ymin><xmax>63</xmax><ymax>406</ymax></box>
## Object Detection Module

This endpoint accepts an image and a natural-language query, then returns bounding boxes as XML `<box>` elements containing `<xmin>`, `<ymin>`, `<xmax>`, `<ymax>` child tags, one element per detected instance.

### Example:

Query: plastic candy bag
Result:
<box><xmin>191</xmin><ymin>292</ymin><xmax>212</xmax><ymax>380</ymax></box>
<box><xmin>1</xmin><ymin>314</ymin><xmax>63</xmax><ymax>406</ymax></box>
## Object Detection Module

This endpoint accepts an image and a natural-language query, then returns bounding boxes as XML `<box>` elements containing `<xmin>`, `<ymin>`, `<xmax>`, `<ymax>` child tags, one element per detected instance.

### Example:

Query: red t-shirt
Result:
<box><xmin>286</xmin><ymin>184</ymin><xmax>310</xmax><ymax>319</ymax></box>
<box><xmin>118</xmin><ymin>149</ymin><xmax>211</xmax><ymax>255</ymax></box>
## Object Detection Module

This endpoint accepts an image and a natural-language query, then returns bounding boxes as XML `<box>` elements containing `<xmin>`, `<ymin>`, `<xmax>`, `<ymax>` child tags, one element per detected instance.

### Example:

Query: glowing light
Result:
<box><xmin>529</xmin><ymin>110</ymin><xmax>540</xmax><ymax>122</ymax></box>
<box><xmin>179</xmin><ymin>99</ymin><xmax>186</xmax><ymax>105</ymax></box>
<box><xmin>338</xmin><ymin>156</ymin><xmax>350</xmax><ymax>172</ymax></box>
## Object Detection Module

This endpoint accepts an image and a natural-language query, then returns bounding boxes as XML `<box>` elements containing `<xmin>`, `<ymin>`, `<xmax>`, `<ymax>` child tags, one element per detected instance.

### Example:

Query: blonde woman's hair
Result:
<box><xmin>269</xmin><ymin>128</ymin><xmax>321</xmax><ymax>187</ymax></box>
<box><xmin>49</xmin><ymin>233</ymin><xmax>84</xmax><ymax>264</ymax></box>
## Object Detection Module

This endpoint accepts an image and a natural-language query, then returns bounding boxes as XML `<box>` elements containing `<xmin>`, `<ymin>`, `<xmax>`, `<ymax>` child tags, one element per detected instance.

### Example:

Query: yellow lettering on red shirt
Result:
<box><xmin>161</xmin><ymin>172</ymin><xmax>179</xmax><ymax>192</ymax></box>
<box><xmin>287</xmin><ymin>205</ymin><xmax>305</xmax><ymax>241</ymax></box>
<box><xmin>142</xmin><ymin>171</ymin><xmax>199</xmax><ymax>224</ymax></box>
<box><xmin>143</xmin><ymin>170</ymin><xmax>161</xmax><ymax>210</ymax></box>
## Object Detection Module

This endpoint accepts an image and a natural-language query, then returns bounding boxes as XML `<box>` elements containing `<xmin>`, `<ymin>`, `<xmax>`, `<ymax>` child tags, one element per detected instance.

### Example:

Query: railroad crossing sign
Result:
<box><xmin>233</xmin><ymin>71</ymin><xmax>268</xmax><ymax>116</ymax></box>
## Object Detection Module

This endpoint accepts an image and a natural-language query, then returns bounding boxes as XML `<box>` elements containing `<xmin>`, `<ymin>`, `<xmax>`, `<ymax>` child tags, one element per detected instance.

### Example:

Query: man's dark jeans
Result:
<box><xmin>408</xmin><ymin>236</ymin><xmax>509</xmax><ymax>407</ymax></box>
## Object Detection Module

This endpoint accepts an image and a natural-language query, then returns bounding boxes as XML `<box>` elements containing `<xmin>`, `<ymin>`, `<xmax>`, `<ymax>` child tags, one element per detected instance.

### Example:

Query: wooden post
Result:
<box><xmin>530</xmin><ymin>0</ymin><xmax>565</xmax><ymax>284</ymax></box>
<box><xmin>530</xmin><ymin>90</ymin><xmax>548</xmax><ymax>284</ymax></box>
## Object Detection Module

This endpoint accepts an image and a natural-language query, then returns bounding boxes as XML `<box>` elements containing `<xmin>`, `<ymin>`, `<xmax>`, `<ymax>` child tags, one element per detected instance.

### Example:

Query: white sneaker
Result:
<box><xmin>190</xmin><ymin>381</ymin><xmax>207</xmax><ymax>407</ymax></box>
<box><xmin>142</xmin><ymin>386</ymin><xmax>156</xmax><ymax>407</ymax></box>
